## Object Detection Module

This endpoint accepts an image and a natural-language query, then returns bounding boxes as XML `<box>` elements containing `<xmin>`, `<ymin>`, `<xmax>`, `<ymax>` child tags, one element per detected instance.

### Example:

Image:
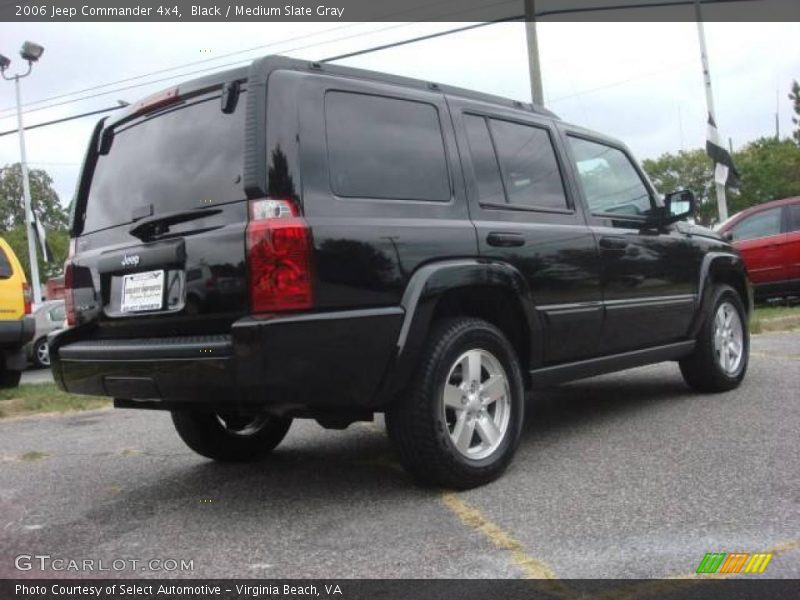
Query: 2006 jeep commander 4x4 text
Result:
<box><xmin>52</xmin><ymin>56</ymin><xmax>751</xmax><ymax>489</ymax></box>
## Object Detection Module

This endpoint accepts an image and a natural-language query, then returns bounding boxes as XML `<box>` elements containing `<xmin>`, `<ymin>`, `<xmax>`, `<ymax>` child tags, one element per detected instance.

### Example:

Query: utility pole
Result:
<box><xmin>694</xmin><ymin>0</ymin><xmax>728</xmax><ymax>223</ymax></box>
<box><xmin>524</xmin><ymin>0</ymin><xmax>544</xmax><ymax>106</ymax></box>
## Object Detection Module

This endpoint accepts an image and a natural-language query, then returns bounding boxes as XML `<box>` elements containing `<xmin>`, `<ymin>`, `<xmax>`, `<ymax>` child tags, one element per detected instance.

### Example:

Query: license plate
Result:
<box><xmin>120</xmin><ymin>270</ymin><xmax>164</xmax><ymax>313</ymax></box>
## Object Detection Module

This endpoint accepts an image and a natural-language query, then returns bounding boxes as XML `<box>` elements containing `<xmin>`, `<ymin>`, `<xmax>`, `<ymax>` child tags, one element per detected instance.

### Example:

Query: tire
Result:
<box><xmin>679</xmin><ymin>284</ymin><xmax>749</xmax><ymax>393</ymax></box>
<box><xmin>386</xmin><ymin>318</ymin><xmax>525</xmax><ymax>490</ymax></box>
<box><xmin>0</xmin><ymin>364</ymin><xmax>22</xmax><ymax>388</ymax></box>
<box><xmin>32</xmin><ymin>338</ymin><xmax>51</xmax><ymax>369</ymax></box>
<box><xmin>171</xmin><ymin>411</ymin><xmax>292</xmax><ymax>462</ymax></box>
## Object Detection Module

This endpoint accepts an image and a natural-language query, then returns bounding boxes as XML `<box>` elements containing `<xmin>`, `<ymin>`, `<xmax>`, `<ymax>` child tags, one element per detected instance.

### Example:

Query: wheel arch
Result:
<box><xmin>691</xmin><ymin>251</ymin><xmax>753</xmax><ymax>338</ymax></box>
<box><xmin>376</xmin><ymin>260</ymin><xmax>541</xmax><ymax>405</ymax></box>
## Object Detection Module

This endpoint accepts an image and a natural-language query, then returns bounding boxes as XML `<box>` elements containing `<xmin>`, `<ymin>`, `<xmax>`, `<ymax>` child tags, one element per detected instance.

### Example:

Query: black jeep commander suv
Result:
<box><xmin>52</xmin><ymin>56</ymin><xmax>751</xmax><ymax>489</ymax></box>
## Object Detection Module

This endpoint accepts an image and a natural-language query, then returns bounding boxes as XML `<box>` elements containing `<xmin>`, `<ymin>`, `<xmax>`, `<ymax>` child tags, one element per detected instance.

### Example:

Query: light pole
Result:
<box><xmin>1</xmin><ymin>41</ymin><xmax>45</xmax><ymax>305</ymax></box>
<box><xmin>524</xmin><ymin>0</ymin><xmax>544</xmax><ymax>106</ymax></box>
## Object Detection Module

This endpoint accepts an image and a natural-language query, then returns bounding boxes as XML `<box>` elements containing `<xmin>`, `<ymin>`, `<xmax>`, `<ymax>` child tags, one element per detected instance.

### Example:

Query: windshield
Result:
<box><xmin>82</xmin><ymin>89</ymin><xmax>246</xmax><ymax>235</ymax></box>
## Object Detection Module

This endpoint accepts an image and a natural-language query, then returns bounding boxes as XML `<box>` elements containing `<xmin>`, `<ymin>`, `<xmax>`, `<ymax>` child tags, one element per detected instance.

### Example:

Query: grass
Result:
<box><xmin>750</xmin><ymin>302</ymin><xmax>800</xmax><ymax>334</ymax></box>
<box><xmin>0</xmin><ymin>384</ymin><xmax>110</xmax><ymax>419</ymax></box>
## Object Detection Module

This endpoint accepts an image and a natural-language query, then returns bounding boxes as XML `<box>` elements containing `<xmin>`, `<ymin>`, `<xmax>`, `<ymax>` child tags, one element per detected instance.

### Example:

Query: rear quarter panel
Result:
<box><xmin>277</xmin><ymin>70</ymin><xmax>478</xmax><ymax>310</ymax></box>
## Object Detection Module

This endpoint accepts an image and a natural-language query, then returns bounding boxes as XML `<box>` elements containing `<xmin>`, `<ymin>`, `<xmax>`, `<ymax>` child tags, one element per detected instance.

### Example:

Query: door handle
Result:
<box><xmin>487</xmin><ymin>232</ymin><xmax>525</xmax><ymax>247</ymax></box>
<box><xmin>599</xmin><ymin>236</ymin><xmax>629</xmax><ymax>252</ymax></box>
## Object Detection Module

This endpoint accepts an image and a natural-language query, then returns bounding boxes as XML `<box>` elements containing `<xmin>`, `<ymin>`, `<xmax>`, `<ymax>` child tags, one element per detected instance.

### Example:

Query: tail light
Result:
<box><xmin>22</xmin><ymin>282</ymin><xmax>32</xmax><ymax>315</ymax></box>
<box><xmin>246</xmin><ymin>198</ymin><xmax>313</xmax><ymax>313</ymax></box>
<box><xmin>64</xmin><ymin>239</ymin><xmax>76</xmax><ymax>326</ymax></box>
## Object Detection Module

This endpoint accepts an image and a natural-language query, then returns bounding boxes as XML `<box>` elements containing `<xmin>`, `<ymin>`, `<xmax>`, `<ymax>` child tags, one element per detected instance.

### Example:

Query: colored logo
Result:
<box><xmin>696</xmin><ymin>552</ymin><xmax>773</xmax><ymax>574</ymax></box>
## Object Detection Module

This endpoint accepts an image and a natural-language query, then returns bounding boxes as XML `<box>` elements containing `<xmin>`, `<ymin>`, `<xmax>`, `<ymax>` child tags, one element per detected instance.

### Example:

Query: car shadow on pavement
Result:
<box><xmin>79</xmin><ymin>425</ymin><xmax>429</xmax><ymax>530</ymax></box>
<box><xmin>523</xmin><ymin>368</ymin><xmax>692</xmax><ymax>437</ymax></box>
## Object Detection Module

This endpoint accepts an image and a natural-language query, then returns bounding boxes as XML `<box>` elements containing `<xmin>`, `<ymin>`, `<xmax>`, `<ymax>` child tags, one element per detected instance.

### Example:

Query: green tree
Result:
<box><xmin>732</xmin><ymin>137</ymin><xmax>800</xmax><ymax>212</ymax></box>
<box><xmin>0</xmin><ymin>163</ymin><xmax>70</xmax><ymax>282</ymax></box>
<box><xmin>643</xmin><ymin>139</ymin><xmax>800</xmax><ymax>226</ymax></box>
<box><xmin>790</xmin><ymin>79</ymin><xmax>800</xmax><ymax>145</ymax></box>
<box><xmin>642</xmin><ymin>149</ymin><xmax>717</xmax><ymax>225</ymax></box>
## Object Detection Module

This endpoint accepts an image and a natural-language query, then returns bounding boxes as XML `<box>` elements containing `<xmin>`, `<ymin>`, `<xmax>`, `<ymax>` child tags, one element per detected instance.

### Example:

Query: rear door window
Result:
<box><xmin>463</xmin><ymin>115</ymin><xmax>506</xmax><ymax>205</ymax></box>
<box><xmin>489</xmin><ymin>119</ymin><xmax>568</xmax><ymax>210</ymax></box>
<box><xmin>83</xmin><ymin>89</ymin><xmax>246</xmax><ymax>234</ymax></box>
<box><xmin>463</xmin><ymin>114</ymin><xmax>568</xmax><ymax>210</ymax></box>
<box><xmin>325</xmin><ymin>91</ymin><xmax>450</xmax><ymax>202</ymax></box>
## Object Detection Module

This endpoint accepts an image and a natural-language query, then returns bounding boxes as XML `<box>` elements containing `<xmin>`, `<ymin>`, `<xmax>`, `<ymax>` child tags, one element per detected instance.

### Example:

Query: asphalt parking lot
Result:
<box><xmin>1</xmin><ymin>331</ymin><xmax>798</xmax><ymax>580</ymax></box>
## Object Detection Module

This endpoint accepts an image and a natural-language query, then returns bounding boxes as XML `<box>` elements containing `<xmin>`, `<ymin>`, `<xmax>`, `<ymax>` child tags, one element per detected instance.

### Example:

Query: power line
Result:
<box><xmin>0</xmin><ymin>0</ymin><xmax>515</xmax><ymax>116</ymax></box>
<box><xmin>0</xmin><ymin>22</ymin><xmax>452</xmax><ymax>121</ymax></box>
<box><xmin>0</xmin><ymin>104</ymin><xmax>126</xmax><ymax>137</ymax></box>
<box><xmin>0</xmin><ymin>22</ymin><xmax>370</xmax><ymax>115</ymax></box>
<box><xmin>0</xmin><ymin>17</ymin><xmax>522</xmax><ymax>136</ymax></box>
<box><xmin>321</xmin><ymin>17</ymin><xmax>522</xmax><ymax>63</ymax></box>
<box><xmin>548</xmin><ymin>61</ymin><xmax>692</xmax><ymax>104</ymax></box>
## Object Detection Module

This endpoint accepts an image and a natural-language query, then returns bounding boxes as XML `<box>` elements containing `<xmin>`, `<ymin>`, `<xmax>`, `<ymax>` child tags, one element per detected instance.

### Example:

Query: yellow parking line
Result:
<box><xmin>440</xmin><ymin>493</ymin><xmax>564</xmax><ymax>583</ymax></box>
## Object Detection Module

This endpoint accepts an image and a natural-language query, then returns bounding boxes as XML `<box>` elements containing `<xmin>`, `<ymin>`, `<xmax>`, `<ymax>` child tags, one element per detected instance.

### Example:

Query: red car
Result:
<box><xmin>718</xmin><ymin>197</ymin><xmax>800</xmax><ymax>301</ymax></box>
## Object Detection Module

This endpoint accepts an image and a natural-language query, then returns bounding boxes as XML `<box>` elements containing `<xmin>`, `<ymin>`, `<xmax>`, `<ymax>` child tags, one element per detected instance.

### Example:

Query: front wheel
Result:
<box><xmin>387</xmin><ymin>318</ymin><xmax>525</xmax><ymax>489</ymax></box>
<box><xmin>680</xmin><ymin>284</ymin><xmax>749</xmax><ymax>393</ymax></box>
<box><xmin>171</xmin><ymin>411</ymin><xmax>292</xmax><ymax>461</ymax></box>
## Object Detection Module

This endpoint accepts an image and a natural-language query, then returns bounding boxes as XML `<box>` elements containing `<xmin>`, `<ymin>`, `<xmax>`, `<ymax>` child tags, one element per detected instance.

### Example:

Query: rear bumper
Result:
<box><xmin>0</xmin><ymin>317</ymin><xmax>35</xmax><ymax>348</ymax></box>
<box><xmin>0</xmin><ymin>317</ymin><xmax>35</xmax><ymax>370</ymax></box>
<box><xmin>50</xmin><ymin>307</ymin><xmax>404</xmax><ymax>412</ymax></box>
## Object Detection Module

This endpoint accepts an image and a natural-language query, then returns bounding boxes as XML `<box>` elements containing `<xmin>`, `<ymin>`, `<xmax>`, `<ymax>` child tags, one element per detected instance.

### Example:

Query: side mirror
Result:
<box><xmin>663</xmin><ymin>189</ymin><xmax>696</xmax><ymax>223</ymax></box>
<box><xmin>722</xmin><ymin>230</ymin><xmax>734</xmax><ymax>242</ymax></box>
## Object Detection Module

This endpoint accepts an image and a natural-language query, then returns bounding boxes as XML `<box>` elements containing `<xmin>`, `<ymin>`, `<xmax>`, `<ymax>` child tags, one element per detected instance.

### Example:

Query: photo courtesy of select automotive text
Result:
<box><xmin>1</xmin><ymin>0</ymin><xmax>799</xmax><ymax>598</ymax></box>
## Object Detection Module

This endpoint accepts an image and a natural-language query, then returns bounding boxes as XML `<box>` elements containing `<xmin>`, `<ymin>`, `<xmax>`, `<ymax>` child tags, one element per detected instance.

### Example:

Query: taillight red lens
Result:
<box><xmin>64</xmin><ymin>262</ymin><xmax>76</xmax><ymax>326</ymax></box>
<box><xmin>246</xmin><ymin>199</ymin><xmax>313</xmax><ymax>313</ymax></box>
<box><xmin>22</xmin><ymin>282</ymin><xmax>32</xmax><ymax>315</ymax></box>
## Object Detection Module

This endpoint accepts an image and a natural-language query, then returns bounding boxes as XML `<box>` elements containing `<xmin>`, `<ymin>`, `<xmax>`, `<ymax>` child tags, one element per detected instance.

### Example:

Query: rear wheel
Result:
<box><xmin>387</xmin><ymin>318</ymin><xmax>525</xmax><ymax>489</ymax></box>
<box><xmin>32</xmin><ymin>338</ymin><xmax>51</xmax><ymax>368</ymax></box>
<box><xmin>680</xmin><ymin>284</ymin><xmax>749</xmax><ymax>393</ymax></box>
<box><xmin>171</xmin><ymin>411</ymin><xmax>292</xmax><ymax>461</ymax></box>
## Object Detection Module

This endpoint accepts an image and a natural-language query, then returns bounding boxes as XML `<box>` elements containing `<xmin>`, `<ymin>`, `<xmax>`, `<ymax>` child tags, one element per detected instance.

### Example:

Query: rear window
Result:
<box><xmin>83</xmin><ymin>90</ymin><xmax>246</xmax><ymax>234</ymax></box>
<box><xmin>325</xmin><ymin>91</ymin><xmax>450</xmax><ymax>202</ymax></box>
<box><xmin>0</xmin><ymin>246</ymin><xmax>13</xmax><ymax>279</ymax></box>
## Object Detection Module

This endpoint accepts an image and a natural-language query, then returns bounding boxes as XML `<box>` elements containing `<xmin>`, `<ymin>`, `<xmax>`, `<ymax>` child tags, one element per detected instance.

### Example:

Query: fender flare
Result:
<box><xmin>374</xmin><ymin>259</ymin><xmax>541</xmax><ymax>405</ymax></box>
<box><xmin>690</xmin><ymin>251</ymin><xmax>753</xmax><ymax>338</ymax></box>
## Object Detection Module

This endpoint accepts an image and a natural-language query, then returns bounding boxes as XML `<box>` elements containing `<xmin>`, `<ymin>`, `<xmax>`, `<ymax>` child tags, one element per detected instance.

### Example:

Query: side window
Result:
<box><xmin>731</xmin><ymin>208</ymin><xmax>782</xmax><ymax>241</ymax></box>
<box><xmin>49</xmin><ymin>305</ymin><xmax>66</xmax><ymax>322</ymax></box>
<box><xmin>567</xmin><ymin>136</ymin><xmax>653</xmax><ymax>217</ymax></box>
<box><xmin>325</xmin><ymin>91</ymin><xmax>450</xmax><ymax>202</ymax></box>
<box><xmin>0</xmin><ymin>247</ymin><xmax>12</xmax><ymax>279</ymax></box>
<box><xmin>788</xmin><ymin>204</ymin><xmax>800</xmax><ymax>232</ymax></box>
<box><xmin>489</xmin><ymin>119</ymin><xmax>568</xmax><ymax>210</ymax></box>
<box><xmin>463</xmin><ymin>115</ymin><xmax>505</xmax><ymax>205</ymax></box>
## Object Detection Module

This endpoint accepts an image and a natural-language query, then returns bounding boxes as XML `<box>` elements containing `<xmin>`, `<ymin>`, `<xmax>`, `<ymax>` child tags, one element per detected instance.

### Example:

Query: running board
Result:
<box><xmin>529</xmin><ymin>340</ymin><xmax>695</xmax><ymax>388</ymax></box>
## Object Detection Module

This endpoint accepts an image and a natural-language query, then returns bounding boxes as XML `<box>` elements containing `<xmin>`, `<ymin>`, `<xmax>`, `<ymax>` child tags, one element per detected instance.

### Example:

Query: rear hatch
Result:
<box><xmin>69</xmin><ymin>75</ymin><xmax>249</xmax><ymax>337</ymax></box>
<box><xmin>0</xmin><ymin>240</ymin><xmax>28</xmax><ymax>322</ymax></box>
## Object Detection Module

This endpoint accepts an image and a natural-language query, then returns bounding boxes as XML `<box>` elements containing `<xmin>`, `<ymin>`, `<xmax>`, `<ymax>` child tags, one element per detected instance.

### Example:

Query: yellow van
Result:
<box><xmin>0</xmin><ymin>237</ymin><xmax>35</xmax><ymax>387</ymax></box>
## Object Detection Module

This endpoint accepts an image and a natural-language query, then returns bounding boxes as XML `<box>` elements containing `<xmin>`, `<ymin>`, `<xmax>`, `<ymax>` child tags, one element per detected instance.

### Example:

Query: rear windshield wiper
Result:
<box><xmin>129</xmin><ymin>207</ymin><xmax>222</xmax><ymax>241</ymax></box>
